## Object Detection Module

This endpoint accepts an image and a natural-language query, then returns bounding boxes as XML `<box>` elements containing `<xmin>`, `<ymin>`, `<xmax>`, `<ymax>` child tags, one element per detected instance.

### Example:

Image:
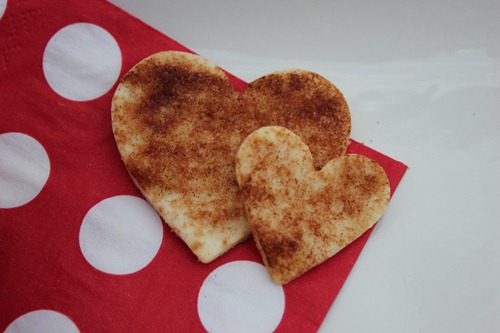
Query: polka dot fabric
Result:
<box><xmin>0</xmin><ymin>0</ymin><xmax>407</xmax><ymax>332</ymax></box>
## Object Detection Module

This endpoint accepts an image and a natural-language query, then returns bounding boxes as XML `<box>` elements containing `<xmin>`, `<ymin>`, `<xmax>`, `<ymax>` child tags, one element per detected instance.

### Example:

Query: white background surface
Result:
<box><xmin>108</xmin><ymin>1</ymin><xmax>500</xmax><ymax>332</ymax></box>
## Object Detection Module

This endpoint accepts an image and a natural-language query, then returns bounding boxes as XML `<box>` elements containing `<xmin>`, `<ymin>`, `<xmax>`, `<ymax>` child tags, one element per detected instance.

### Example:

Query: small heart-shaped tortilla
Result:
<box><xmin>236</xmin><ymin>126</ymin><xmax>390</xmax><ymax>284</ymax></box>
<box><xmin>112</xmin><ymin>51</ymin><xmax>351</xmax><ymax>263</ymax></box>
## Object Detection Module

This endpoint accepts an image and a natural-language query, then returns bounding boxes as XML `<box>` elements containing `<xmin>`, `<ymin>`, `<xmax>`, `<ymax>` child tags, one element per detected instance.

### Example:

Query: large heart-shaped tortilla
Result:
<box><xmin>236</xmin><ymin>126</ymin><xmax>390</xmax><ymax>284</ymax></box>
<box><xmin>111</xmin><ymin>51</ymin><xmax>351</xmax><ymax>263</ymax></box>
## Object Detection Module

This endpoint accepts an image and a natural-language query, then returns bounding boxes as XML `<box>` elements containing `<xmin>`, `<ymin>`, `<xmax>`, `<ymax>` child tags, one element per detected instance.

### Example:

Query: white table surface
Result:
<box><xmin>108</xmin><ymin>1</ymin><xmax>500</xmax><ymax>332</ymax></box>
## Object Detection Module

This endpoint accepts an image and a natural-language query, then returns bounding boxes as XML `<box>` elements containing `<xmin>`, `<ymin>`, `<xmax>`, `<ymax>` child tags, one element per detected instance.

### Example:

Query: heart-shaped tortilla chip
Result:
<box><xmin>236</xmin><ymin>126</ymin><xmax>390</xmax><ymax>284</ymax></box>
<box><xmin>111</xmin><ymin>51</ymin><xmax>351</xmax><ymax>263</ymax></box>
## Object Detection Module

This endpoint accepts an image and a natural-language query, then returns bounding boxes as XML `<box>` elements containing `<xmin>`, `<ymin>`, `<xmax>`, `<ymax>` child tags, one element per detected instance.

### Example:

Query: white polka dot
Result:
<box><xmin>43</xmin><ymin>23</ymin><xmax>121</xmax><ymax>101</ymax></box>
<box><xmin>79</xmin><ymin>195</ymin><xmax>163</xmax><ymax>274</ymax></box>
<box><xmin>0</xmin><ymin>0</ymin><xmax>7</xmax><ymax>20</ymax></box>
<box><xmin>4</xmin><ymin>310</ymin><xmax>79</xmax><ymax>333</ymax></box>
<box><xmin>0</xmin><ymin>132</ymin><xmax>50</xmax><ymax>209</ymax></box>
<box><xmin>198</xmin><ymin>261</ymin><xmax>285</xmax><ymax>333</ymax></box>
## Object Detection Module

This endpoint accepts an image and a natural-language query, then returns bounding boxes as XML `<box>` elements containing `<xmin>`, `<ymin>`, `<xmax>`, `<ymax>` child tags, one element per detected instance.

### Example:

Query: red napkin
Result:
<box><xmin>0</xmin><ymin>0</ymin><xmax>407</xmax><ymax>332</ymax></box>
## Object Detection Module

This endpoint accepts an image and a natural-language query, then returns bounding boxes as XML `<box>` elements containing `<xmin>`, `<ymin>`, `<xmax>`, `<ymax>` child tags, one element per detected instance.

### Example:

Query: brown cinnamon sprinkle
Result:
<box><xmin>112</xmin><ymin>52</ymin><xmax>352</xmax><ymax>262</ymax></box>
